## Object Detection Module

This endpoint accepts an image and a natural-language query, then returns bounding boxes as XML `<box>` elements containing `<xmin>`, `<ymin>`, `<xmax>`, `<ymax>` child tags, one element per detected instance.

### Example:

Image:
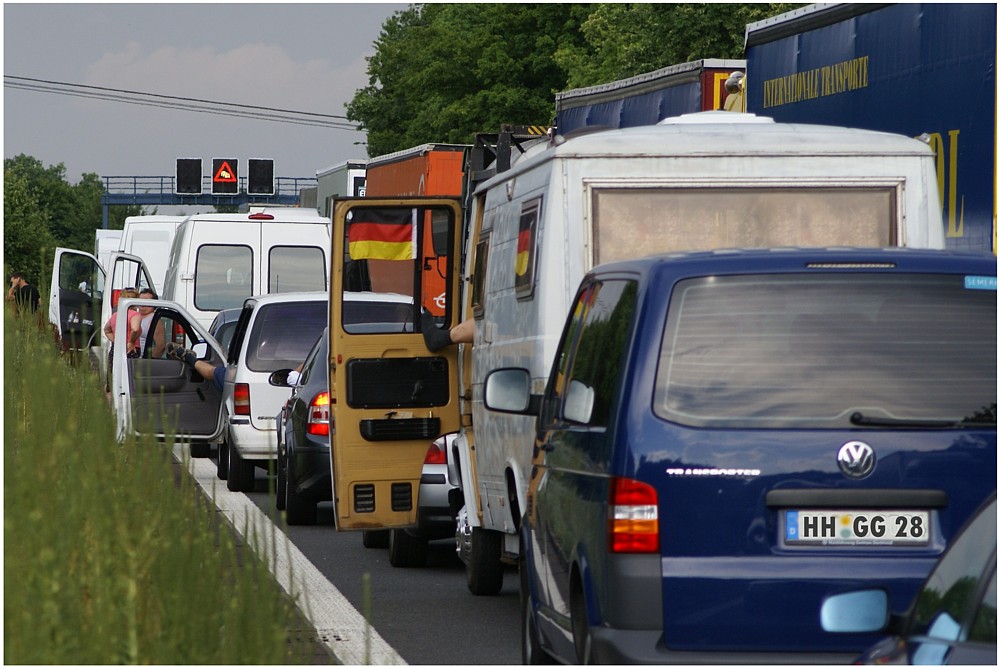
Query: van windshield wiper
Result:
<box><xmin>848</xmin><ymin>411</ymin><xmax>975</xmax><ymax>429</ymax></box>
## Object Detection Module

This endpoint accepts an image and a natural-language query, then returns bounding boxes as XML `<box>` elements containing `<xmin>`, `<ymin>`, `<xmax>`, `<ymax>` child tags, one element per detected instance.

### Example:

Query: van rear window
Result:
<box><xmin>654</xmin><ymin>273</ymin><xmax>997</xmax><ymax>428</ymax></box>
<box><xmin>269</xmin><ymin>246</ymin><xmax>327</xmax><ymax>293</ymax></box>
<box><xmin>195</xmin><ymin>245</ymin><xmax>253</xmax><ymax>311</ymax></box>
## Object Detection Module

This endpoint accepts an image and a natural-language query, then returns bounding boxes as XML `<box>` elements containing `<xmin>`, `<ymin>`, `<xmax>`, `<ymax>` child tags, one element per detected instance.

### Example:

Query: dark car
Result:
<box><xmin>273</xmin><ymin>294</ymin><xmax>458</xmax><ymax>565</ymax></box>
<box><xmin>822</xmin><ymin>493</ymin><xmax>996</xmax><ymax>664</ymax></box>
<box><xmin>484</xmin><ymin>248</ymin><xmax>997</xmax><ymax>663</ymax></box>
<box><xmin>207</xmin><ymin>307</ymin><xmax>242</xmax><ymax>358</ymax></box>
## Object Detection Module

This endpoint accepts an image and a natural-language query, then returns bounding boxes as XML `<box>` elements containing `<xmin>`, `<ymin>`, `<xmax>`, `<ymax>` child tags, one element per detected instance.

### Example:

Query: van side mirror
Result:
<box><xmin>563</xmin><ymin>379</ymin><xmax>595</xmax><ymax>424</ymax></box>
<box><xmin>820</xmin><ymin>589</ymin><xmax>890</xmax><ymax>633</ymax></box>
<box><xmin>484</xmin><ymin>368</ymin><xmax>540</xmax><ymax>415</ymax></box>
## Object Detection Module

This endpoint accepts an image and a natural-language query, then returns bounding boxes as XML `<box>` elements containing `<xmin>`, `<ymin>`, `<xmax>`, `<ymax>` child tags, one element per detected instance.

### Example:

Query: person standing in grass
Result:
<box><xmin>103</xmin><ymin>289</ymin><xmax>141</xmax><ymax>393</ymax></box>
<box><xmin>7</xmin><ymin>271</ymin><xmax>41</xmax><ymax>315</ymax></box>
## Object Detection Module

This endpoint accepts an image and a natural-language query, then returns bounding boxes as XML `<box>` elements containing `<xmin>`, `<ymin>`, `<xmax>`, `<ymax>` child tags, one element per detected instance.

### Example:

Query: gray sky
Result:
<box><xmin>3</xmin><ymin>2</ymin><xmax>408</xmax><ymax>185</ymax></box>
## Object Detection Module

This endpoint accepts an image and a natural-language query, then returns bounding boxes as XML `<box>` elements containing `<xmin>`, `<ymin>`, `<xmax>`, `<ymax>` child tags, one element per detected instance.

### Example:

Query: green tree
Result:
<box><xmin>556</xmin><ymin>3</ymin><xmax>802</xmax><ymax>88</ymax></box>
<box><xmin>3</xmin><ymin>167</ymin><xmax>57</xmax><ymax>288</ymax></box>
<box><xmin>347</xmin><ymin>3</ymin><xmax>592</xmax><ymax>156</ymax></box>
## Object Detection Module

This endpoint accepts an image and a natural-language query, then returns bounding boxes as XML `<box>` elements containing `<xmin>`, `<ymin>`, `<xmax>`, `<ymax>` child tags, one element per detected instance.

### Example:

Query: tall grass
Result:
<box><xmin>4</xmin><ymin>307</ymin><xmax>316</xmax><ymax>664</ymax></box>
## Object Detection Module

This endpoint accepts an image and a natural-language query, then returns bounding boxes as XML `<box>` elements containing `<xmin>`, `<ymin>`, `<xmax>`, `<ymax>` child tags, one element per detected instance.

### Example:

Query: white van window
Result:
<box><xmin>655</xmin><ymin>273</ymin><xmax>997</xmax><ymax>428</ymax></box>
<box><xmin>592</xmin><ymin>187</ymin><xmax>895</xmax><ymax>265</ymax></box>
<box><xmin>194</xmin><ymin>245</ymin><xmax>253</xmax><ymax>311</ymax></box>
<box><xmin>269</xmin><ymin>246</ymin><xmax>327</xmax><ymax>293</ymax></box>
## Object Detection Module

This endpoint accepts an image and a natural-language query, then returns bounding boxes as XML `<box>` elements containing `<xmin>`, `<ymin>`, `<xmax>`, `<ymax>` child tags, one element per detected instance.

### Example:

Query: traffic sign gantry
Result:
<box><xmin>212</xmin><ymin>158</ymin><xmax>239</xmax><ymax>194</ymax></box>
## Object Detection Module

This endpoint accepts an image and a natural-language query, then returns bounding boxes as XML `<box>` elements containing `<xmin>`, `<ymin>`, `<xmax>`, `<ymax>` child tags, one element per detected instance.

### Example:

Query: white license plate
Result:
<box><xmin>784</xmin><ymin>509</ymin><xmax>930</xmax><ymax>546</ymax></box>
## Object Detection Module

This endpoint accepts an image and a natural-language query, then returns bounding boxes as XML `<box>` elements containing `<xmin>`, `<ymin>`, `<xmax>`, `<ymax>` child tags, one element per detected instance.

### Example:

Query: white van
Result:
<box><xmin>161</xmin><ymin>207</ymin><xmax>331</xmax><ymax>330</ymax></box>
<box><xmin>119</xmin><ymin>215</ymin><xmax>185</xmax><ymax>293</ymax></box>
<box><xmin>450</xmin><ymin>112</ymin><xmax>948</xmax><ymax>594</ymax></box>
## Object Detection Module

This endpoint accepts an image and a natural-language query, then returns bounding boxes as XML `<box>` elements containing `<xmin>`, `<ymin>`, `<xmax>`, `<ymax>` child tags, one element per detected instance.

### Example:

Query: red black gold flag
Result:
<box><xmin>348</xmin><ymin>208</ymin><xmax>416</xmax><ymax>260</ymax></box>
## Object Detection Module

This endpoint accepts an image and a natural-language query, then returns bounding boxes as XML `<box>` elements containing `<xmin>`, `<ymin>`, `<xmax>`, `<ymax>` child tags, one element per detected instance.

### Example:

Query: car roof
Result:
<box><xmin>243</xmin><ymin>291</ymin><xmax>330</xmax><ymax>307</ymax></box>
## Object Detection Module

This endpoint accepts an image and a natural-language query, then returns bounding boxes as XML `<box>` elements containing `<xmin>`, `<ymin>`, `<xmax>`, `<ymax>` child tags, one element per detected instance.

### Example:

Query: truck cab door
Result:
<box><xmin>329</xmin><ymin>198</ymin><xmax>464</xmax><ymax>530</ymax></box>
<box><xmin>112</xmin><ymin>298</ymin><xmax>227</xmax><ymax>443</ymax></box>
<box><xmin>98</xmin><ymin>252</ymin><xmax>157</xmax><ymax>381</ymax></box>
<box><xmin>48</xmin><ymin>247</ymin><xmax>106</xmax><ymax>352</ymax></box>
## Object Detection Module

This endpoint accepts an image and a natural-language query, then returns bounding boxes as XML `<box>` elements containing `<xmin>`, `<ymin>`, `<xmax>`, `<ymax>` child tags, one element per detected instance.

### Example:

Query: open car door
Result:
<box><xmin>329</xmin><ymin>198</ymin><xmax>464</xmax><ymax>530</ymax></box>
<box><xmin>111</xmin><ymin>298</ymin><xmax>227</xmax><ymax>444</ymax></box>
<box><xmin>48</xmin><ymin>248</ymin><xmax>106</xmax><ymax>352</ymax></box>
<box><xmin>97</xmin><ymin>252</ymin><xmax>157</xmax><ymax>381</ymax></box>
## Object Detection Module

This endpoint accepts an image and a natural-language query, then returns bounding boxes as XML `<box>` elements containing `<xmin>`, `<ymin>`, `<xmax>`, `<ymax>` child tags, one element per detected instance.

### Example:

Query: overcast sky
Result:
<box><xmin>3</xmin><ymin>2</ymin><xmax>408</xmax><ymax>186</ymax></box>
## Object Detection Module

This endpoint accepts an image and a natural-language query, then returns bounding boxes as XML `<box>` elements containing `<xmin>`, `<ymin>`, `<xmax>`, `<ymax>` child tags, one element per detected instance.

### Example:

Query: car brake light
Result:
<box><xmin>306</xmin><ymin>391</ymin><xmax>331</xmax><ymax>437</ymax></box>
<box><xmin>609</xmin><ymin>477</ymin><xmax>659</xmax><ymax>553</ymax></box>
<box><xmin>172</xmin><ymin>322</ymin><xmax>185</xmax><ymax>344</ymax></box>
<box><xmin>423</xmin><ymin>440</ymin><xmax>446</xmax><ymax>465</ymax></box>
<box><xmin>248</xmin><ymin>213</ymin><xmax>274</xmax><ymax>220</ymax></box>
<box><xmin>234</xmin><ymin>383</ymin><xmax>250</xmax><ymax>416</ymax></box>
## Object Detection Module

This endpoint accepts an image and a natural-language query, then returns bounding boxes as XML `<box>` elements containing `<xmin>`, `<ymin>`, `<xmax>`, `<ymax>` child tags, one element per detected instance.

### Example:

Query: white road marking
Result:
<box><xmin>174</xmin><ymin>444</ymin><xmax>407</xmax><ymax>665</ymax></box>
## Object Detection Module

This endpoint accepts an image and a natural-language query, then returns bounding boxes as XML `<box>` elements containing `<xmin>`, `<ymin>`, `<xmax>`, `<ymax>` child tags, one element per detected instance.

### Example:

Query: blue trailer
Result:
<box><xmin>745</xmin><ymin>3</ymin><xmax>996</xmax><ymax>253</ymax></box>
<box><xmin>554</xmin><ymin>59</ymin><xmax>746</xmax><ymax>135</ymax></box>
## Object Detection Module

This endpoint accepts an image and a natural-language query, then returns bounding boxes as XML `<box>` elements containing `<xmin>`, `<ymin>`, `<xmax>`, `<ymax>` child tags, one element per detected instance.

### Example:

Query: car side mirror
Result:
<box><xmin>269</xmin><ymin>368</ymin><xmax>294</xmax><ymax>387</ymax></box>
<box><xmin>190</xmin><ymin>341</ymin><xmax>209</xmax><ymax>360</ymax></box>
<box><xmin>820</xmin><ymin>589</ymin><xmax>890</xmax><ymax>633</ymax></box>
<box><xmin>484</xmin><ymin>368</ymin><xmax>540</xmax><ymax>415</ymax></box>
<box><xmin>563</xmin><ymin>379</ymin><xmax>595</xmax><ymax>424</ymax></box>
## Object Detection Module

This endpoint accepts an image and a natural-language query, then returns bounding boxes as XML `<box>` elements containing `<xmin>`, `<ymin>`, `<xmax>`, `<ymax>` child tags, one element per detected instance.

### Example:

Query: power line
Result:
<box><xmin>4</xmin><ymin>75</ymin><xmax>362</xmax><ymax>131</ymax></box>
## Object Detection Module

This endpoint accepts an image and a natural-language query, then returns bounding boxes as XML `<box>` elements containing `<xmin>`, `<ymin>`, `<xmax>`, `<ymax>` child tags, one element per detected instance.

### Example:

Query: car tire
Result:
<box><xmin>521</xmin><ymin>539</ymin><xmax>555</xmax><ymax>665</ymax></box>
<box><xmin>285</xmin><ymin>484</ymin><xmax>317</xmax><ymax>525</ymax></box>
<box><xmin>389</xmin><ymin>529</ymin><xmax>428</xmax><ymax>568</ymax></box>
<box><xmin>275</xmin><ymin>451</ymin><xmax>287</xmax><ymax>511</ymax></box>
<box><xmin>362</xmin><ymin>530</ymin><xmax>390</xmax><ymax>549</ymax></box>
<box><xmin>571</xmin><ymin>584</ymin><xmax>594</xmax><ymax>664</ymax></box>
<box><xmin>466</xmin><ymin>527</ymin><xmax>504</xmax><ymax>595</ymax></box>
<box><xmin>189</xmin><ymin>441</ymin><xmax>211</xmax><ymax>458</ymax></box>
<box><xmin>217</xmin><ymin>440</ymin><xmax>229</xmax><ymax>480</ymax></box>
<box><xmin>227</xmin><ymin>447</ymin><xmax>255</xmax><ymax>493</ymax></box>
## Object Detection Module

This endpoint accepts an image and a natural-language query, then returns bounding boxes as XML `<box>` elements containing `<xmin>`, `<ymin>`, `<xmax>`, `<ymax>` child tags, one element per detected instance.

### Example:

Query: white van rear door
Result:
<box><xmin>112</xmin><ymin>298</ymin><xmax>227</xmax><ymax>443</ymax></box>
<box><xmin>260</xmin><ymin>222</ymin><xmax>330</xmax><ymax>294</ymax></box>
<box><xmin>184</xmin><ymin>221</ymin><xmax>257</xmax><ymax>322</ymax></box>
<box><xmin>48</xmin><ymin>248</ymin><xmax>106</xmax><ymax>352</ymax></box>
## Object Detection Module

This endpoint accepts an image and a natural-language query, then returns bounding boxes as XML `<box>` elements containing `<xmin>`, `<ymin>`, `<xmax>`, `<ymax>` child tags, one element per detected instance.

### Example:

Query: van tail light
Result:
<box><xmin>172</xmin><ymin>322</ymin><xmax>186</xmax><ymax>344</ymax></box>
<box><xmin>234</xmin><ymin>383</ymin><xmax>251</xmax><ymax>416</ymax></box>
<box><xmin>423</xmin><ymin>439</ymin><xmax>446</xmax><ymax>465</ymax></box>
<box><xmin>306</xmin><ymin>392</ymin><xmax>331</xmax><ymax>437</ymax></box>
<box><xmin>248</xmin><ymin>213</ymin><xmax>274</xmax><ymax>220</ymax></box>
<box><xmin>609</xmin><ymin>477</ymin><xmax>659</xmax><ymax>553</ymax></box>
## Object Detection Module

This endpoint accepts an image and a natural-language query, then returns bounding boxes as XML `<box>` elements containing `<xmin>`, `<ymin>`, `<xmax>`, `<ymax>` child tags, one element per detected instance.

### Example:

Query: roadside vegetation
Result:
<box><xmin>3</xmin><ymin>307</ymin><xmax>316</xmax><ymax>664</ymax></box>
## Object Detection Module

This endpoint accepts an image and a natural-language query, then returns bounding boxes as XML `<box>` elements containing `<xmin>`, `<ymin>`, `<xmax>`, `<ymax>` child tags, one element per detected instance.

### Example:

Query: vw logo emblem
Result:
<box><xmin>837</xmin><ymin>441</ymin><xmax>876</xmax><ymax>478</ymax></box>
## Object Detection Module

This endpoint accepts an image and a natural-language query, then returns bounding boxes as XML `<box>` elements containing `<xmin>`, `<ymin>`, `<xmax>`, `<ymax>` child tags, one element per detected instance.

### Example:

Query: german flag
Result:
<box><xmin>348</xmin><ymin>208</ymin><xmax>416</xmax><ymax>260</ymax></box>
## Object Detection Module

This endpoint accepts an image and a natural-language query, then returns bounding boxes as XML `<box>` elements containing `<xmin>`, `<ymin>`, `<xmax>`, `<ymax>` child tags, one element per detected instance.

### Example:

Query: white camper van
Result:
<box><xmin>160</xmin><ymin>207</ymin><xmax>331</xmax><ymax>330</ymax></box>
<box><xmin>321</xmin><ymin>112</ymin><xmax>948</xmax><ymax>594</ymax></box>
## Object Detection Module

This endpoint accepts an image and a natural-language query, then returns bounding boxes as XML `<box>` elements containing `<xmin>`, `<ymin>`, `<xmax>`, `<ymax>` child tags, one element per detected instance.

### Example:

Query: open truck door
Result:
<box><xmin>49</xmin><ymin>248</ymin><xmax>106</xmax><ymax>353</ymax></box>
<box><xmin>329</xmin><ymin>198</ymin><xmax>464</xmax><ymax>530</ymax></box>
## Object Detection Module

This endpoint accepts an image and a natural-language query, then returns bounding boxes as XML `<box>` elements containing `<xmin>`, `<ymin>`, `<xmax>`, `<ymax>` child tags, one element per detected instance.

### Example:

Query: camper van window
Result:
<box><xmin>194</xmin><ymin>244</ymin><xmax>253</xmax><ymax>311</ymax></box>
<box><xmin>269</xmin><ymin>246</ymin><xmax>327</xmax><ymax>293</ymax></box>
<box><xmin>591</xmin><ymin>187</ymin><xmax>896</xmax><ymax>265</ymax></box>
<box><xmin>471</xmin><ymin>234</ymin><xmax>490</xmax><ymax>319</ymax></box>
<box><xmin>515</xmin><ymin>198</ymin><xmax>542</xmax><ymax>299</ymax></box>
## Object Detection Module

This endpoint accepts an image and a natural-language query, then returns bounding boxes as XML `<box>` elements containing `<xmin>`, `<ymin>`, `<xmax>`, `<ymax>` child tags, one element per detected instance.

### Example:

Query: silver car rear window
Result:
<box><xmin>654</xmin><ymin>273</ymin><xmax>997</xmax><ymax>428</ymax></box>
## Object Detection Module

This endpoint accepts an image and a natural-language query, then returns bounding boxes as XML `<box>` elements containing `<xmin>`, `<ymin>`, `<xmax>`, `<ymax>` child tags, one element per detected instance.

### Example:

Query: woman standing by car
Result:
<box><xmin>102</xmin><ymin>289</ymin><xmax>141</xmax><ymax>393</ymax></box>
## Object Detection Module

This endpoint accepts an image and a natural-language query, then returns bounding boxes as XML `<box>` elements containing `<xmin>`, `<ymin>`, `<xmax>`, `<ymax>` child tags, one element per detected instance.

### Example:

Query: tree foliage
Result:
<box><xmin>3</xmin><ymin>154</ymin><xmax>144</xmax><ymax>287</ymax></box>
<box><xmin>347</xmin><ymin>3</ymin><xmax>801</xmax><ymax>156</ymax></box>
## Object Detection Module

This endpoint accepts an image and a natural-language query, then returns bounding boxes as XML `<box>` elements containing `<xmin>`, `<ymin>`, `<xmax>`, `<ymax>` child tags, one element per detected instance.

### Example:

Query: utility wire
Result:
<box><xmin>4</xmin><ymin>75</ymin><xmax>362</xmax><ymax>131</ymax></box>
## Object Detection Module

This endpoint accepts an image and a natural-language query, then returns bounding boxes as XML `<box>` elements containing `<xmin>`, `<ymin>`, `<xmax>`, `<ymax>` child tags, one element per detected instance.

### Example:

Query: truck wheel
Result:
<box><xmin>216</xmin><ymin>440</ymin><xmax>229</xmax><ymax>480</ymax></box>
<box><xmin>521</xmin><ymin>541</ymin><xmax>555</xmax><ymax>664</ymax></box>
<box><xmin>189</xmin><ymin>441</ymin><xmax>211</xmax><ymax>458</ymax></box>
<box><xmin>362</xmin><ymin>530</ymin><xmax>390</xmax><ymax>549</ymax></box>
<box><xmin>466</xmin><ymin>527</ymin><xmax>504</xmax><ymax>595</ymax></box>
<box><xmin>285</xmin><ymin>485</ymin><xmax>317</xmax><ymax>525</ymax></box>
<box><xmin>389</xmin><ymin>529</ymin><xmax>428</xmax><ymax>568</ymax></box>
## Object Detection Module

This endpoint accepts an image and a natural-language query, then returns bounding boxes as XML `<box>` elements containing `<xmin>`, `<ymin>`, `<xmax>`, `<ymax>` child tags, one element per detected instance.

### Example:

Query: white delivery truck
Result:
<box><xmin>450</xmin><ymin>111</ymin><xmax>947</xmax><ymax>594</ymax></box>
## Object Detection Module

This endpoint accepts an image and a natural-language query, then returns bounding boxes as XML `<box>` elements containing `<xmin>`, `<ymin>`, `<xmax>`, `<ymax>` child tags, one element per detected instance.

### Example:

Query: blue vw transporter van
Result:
<box><xmin>483</xmin><ymin>247</ymin><xmax>997</xmax><ymax>663</ymax></box>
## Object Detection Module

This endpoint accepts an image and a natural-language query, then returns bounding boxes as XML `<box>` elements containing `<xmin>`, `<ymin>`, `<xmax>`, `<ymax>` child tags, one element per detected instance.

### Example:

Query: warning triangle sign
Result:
<box><xmin>214</xmin><ymin>160</ymin><xmax>237</xmax><ymax>182</ymax></box>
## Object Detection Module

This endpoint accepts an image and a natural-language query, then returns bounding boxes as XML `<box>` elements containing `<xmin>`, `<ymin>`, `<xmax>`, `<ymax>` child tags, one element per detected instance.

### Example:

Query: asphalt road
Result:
<box><xmin>234</xmin><ymin>465</ymin><xmax>522</xmax><ymax>665</ymax></box>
